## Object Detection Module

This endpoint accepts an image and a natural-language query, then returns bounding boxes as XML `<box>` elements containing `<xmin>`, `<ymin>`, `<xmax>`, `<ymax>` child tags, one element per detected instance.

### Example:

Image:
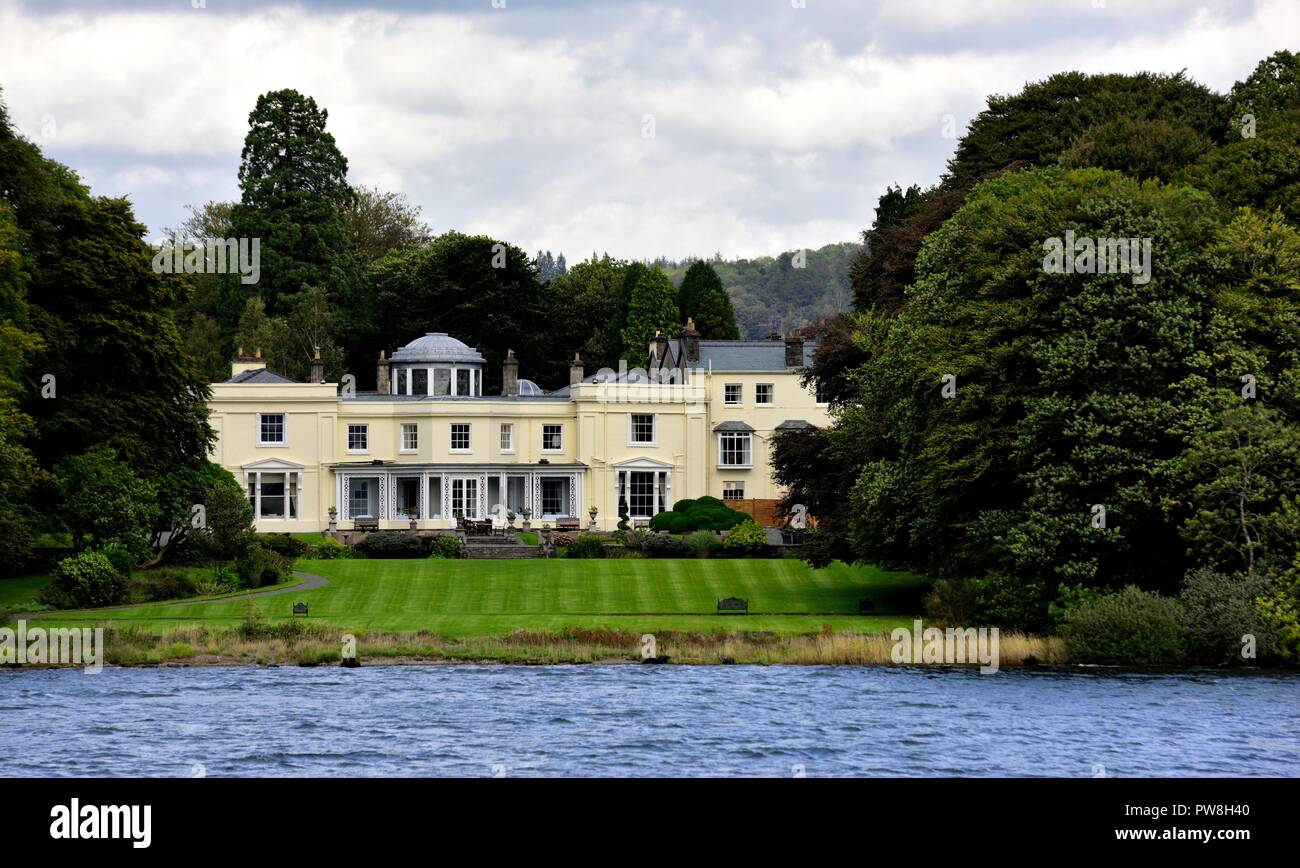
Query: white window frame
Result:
<box><xmin>717</xmin><ymin>431</ymin><xmax>752</xmax><ymax>468</ymax></box>
<box><xmin>628</xmin><ymin>413</ymin><xmax>657</xmax><ymax>446</ymax></box>
<box><xmin>400</xmin><ymin>422</ymin><xmax>418</xmax><ymax>453</ymax></box>
<box><xmin>346</xmin><ymin>424</ymin><xmax>369</xmax><ymax>454</ymax></box>
<box><xmin>724</xmin><ymin>383</ymin><xmax>742</xmax><ymax>406</ymax></box>
<box><xmin>542</xmin><ymin>423</ymin><xmax>564</xmax><ymax>453</ymax></box>
<box><xmin>814</xmin><ymin>381</ymin><xmax>830</xmax><ymax>406</ymax></box>
<box><xmin>723</xmin><ymin>481</ymin><xmax>745</xmax><ymax>501</ymax></box>
<box><xmin>756</xmin><ymin>383</ymin><xmax>774</xmax><ymax>405</ymax></box>
<box><xmin>499</xmin><ymin>423</ymin><xmax>515</xmax><ymax>453</ymax></box>
<box><xmin>450</xmin><ymin>423</ymin><xmax>472</xmax><ymax>453</ymax></box>
<box><xmin>257</xmin><ymin>413</ymin><xmax>287</xmax><ymax>447</ymax></box>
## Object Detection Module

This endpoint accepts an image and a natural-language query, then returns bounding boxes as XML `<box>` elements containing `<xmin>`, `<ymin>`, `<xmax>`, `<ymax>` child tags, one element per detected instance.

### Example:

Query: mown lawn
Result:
<box><xmin>0</xmin><ymin>573</ymin><xmax>52</xmax><ymax>617</ymax></box>
<box><xmin>23</xmin><ymin>557</ymin><xmax>929</xmax><ymax>637</ymax></box>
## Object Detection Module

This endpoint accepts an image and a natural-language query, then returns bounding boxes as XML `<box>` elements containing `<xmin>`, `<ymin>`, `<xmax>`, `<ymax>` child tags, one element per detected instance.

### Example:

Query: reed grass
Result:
<box><xmin>85</xmin><ymin>623</ymin><xmax>1066</xmax><ymax>667</ymax></box>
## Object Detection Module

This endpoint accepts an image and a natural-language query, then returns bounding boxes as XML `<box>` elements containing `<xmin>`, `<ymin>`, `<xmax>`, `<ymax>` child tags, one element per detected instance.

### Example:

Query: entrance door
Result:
<box><xmin>540</xmin><ymin>477</ymin><xmax>571</xmax><ymax>518</ymax></box>
<box><xmin>450</xmin><ymin>477</ymin><xmax>479</xmax><ymax>519</ymax></box>
<box><xmin>395</xmin><ymin>477</ymin><xmax>421</xmax><ymax>520</ymax></box>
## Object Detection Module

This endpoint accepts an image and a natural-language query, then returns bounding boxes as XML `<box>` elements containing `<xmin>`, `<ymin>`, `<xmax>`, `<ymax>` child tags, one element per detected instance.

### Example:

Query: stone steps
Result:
<box><xmin>463</xmin><ymin>544</ymin><xmax>544</xmax><ymax>559</ymax></box>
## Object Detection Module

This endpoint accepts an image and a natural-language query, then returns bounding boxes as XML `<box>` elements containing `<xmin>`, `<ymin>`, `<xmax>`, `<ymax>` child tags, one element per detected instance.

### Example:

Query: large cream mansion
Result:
<box><xmin>207</xmin><ymin>322</ymin><xmax>827</xmax><ymax>532</ymax></box>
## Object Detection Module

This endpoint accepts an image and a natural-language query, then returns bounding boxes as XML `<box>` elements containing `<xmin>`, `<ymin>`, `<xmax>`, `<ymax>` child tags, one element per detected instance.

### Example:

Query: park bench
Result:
<box><xmin>555</xmin><ymin>518</ymin><xmax>581</xmax><ymax>532</ymax></box>
<box><xmin>717</xmin><ymin>597</ymin><xmax>748</xmax><ymax>614</ymax></box>
<box><xmin>292</xmin><ymin>602</ymin><xmax>309</xmax><ymax>617</ymax></box>
<box><xmin>353</xmin><ymin>517</ymin><xmax>379</xmax><ymax>532</ymax></box>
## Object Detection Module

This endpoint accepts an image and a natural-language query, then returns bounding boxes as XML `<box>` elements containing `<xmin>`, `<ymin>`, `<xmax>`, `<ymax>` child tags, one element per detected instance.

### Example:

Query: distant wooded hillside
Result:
<box><xmin>659</xmin><ymin>242</ymin><xmax>861</xmax><ymax>338</ymax></box>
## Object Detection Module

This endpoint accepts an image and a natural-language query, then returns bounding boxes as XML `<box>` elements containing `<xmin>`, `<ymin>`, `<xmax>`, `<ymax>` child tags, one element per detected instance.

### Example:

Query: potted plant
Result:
<box><xmin>541</xmin><ymin>523</ymin><xmax>553</xmax><ymax>547</ymax></box>
<box><xmin>453</xmin><ymin>509</ymin><xmax>464</xmax><ymax>529</ymax></box>
<box><xmin>407</xmin><ymin>502</ymin><xmax>419</xmax><ymax>531</ymax></box>
<box><xmin>327</xmin><ymin>505</ymin><xmax>338</xmax><ymax>532</ymax></box>
<box><xmin>520</xmin><ymin>507</ymin><xmax>532</xmax><ymax>533</ymax></box>
<box><xmin>588</xmin><ymin>504</ymin><xmax>598</xmax><ymax>531</ymax></box>
<box><xmin>507</xmin><ymin>510</ymin><xmax>516</xmax><ymax>529</ymax></box>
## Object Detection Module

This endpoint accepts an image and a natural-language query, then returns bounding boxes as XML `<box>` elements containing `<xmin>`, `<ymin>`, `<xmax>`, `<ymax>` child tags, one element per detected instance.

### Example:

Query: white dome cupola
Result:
<box><xmin>388</xmin><ymin>332</ymin><xmax>486</xmax><ymax>396</ymax></box>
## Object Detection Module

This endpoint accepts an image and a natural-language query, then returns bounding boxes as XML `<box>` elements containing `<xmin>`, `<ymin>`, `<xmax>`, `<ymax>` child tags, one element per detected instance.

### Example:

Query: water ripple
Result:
<box><xmin>0</xmin><ymin>666</ymin><xmax>1297</xmax><ymax>776</ymax></box>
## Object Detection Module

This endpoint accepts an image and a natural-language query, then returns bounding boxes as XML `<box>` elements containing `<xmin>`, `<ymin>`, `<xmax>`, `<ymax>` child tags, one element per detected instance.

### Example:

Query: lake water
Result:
<box><xmin>2</xmin><ymin>665</ymin><xmax>1297</xmax><ymax>777</ymax></box>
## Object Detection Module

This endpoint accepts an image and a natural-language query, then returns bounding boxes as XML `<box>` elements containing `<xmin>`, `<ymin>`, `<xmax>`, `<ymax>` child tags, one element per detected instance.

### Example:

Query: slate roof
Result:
<box><xmin>668</xmin><ymin>339</ymin><xmax>816</xmax><ymax>371</ymax></box>
<box><xmin>222</xmin><ymin>368</ymin><xmax>298</xmax><ymax>384</ymax></box>
<box><xmin>712</xmin><ymin>420</ymin><xmax>756</xmax><ymax>432</ymax></box>
<box><xmin>775</xmin><ymin>419</ymin><xmax>815</xmax><ymax>431</ymax></box>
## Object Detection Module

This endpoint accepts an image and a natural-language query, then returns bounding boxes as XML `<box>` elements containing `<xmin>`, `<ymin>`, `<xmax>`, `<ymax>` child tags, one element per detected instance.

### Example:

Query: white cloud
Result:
<box><xmin>0</xmin><ymin>0</ymin><xmax>1294</xmax><ymax>260</ymax></box>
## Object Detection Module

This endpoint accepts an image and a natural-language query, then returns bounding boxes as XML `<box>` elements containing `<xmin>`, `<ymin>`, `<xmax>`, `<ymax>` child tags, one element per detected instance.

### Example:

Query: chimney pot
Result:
<box><xmin>310</xmin><ymin>345</ymin><xmax>324</xmax><ymax>383</ymax></box>
<box><xmin>570</xmin><ymin>352</ymin><xmax>585</xmax><ymax>387</ymax></box>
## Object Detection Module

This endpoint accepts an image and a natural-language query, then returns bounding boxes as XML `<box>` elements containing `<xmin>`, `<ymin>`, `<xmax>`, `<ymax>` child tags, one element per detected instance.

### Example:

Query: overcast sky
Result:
<box><xmin>0</xmin><ymin>0</ymin><xmax>1294</xmax><ymax>261</ymax></box>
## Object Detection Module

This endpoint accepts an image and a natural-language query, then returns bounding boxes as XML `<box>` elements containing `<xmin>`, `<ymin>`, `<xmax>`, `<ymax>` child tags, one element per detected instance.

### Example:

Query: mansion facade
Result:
<box><xmin>207</xmin><ymin>321</ymin><xmax>828</xmax><ymax>532</ymax></box>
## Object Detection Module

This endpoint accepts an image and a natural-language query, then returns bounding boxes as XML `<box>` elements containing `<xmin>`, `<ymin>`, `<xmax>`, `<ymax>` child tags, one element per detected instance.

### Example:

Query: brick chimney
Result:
<box><xmin>502</xmin><ymin>349</ymin><xmax>519</xmax><ymax>396</ymax></box>
<box><xmin>784</xmin><ymin>333</ymin><xmax>805</xmax><ymax>368</ymax></box>
<box><xmin>376</xmin><ymin>350</ymin><xmax>390</xmax><ymax>394</ymax></box>
<box><xmin>309</xmin><ymin>346</ymin><xmax>324</xmax><ymax>384</ymax></box>
<box><xmin>679</xmin><ymin>317</ymin><xmax>700</xmax><ymax>365</ymax></box>
<box><xmin>570</xmin><ymin>352</ymin><xmax>584</xmax><ymax>387</ymax></box>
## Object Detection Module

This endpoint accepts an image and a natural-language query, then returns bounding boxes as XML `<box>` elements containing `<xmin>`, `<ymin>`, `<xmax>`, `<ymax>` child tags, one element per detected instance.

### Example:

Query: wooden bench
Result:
<box><xmin>717</xmin><ymin>597</ymin><xmax>749</xmax><ymax>614</ymax></box>
<box><xmin>555</xmin><ymin>518</ymin><xmax>581</xmax><ymax>532</ymax></box>
<box><xmin>353</xmin><ymin>517</ymin><xmax>379</xmax><ymax>532</ymax></box>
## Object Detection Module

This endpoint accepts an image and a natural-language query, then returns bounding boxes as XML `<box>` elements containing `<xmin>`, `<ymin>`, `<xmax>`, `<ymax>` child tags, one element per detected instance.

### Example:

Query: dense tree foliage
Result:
<box><xmin>230</xmin><ymin>89</ymin><xmax>356</xmax><ymax>318</ymax></box>
<box><xmin>369</xmin><ymin>231</ymin><xmax>541</xmax><ymax>391</ymax></box>
<box><xmin>676</xmin><ymin>261</ymin><xmax>739</xmax><ymax>339</ymax></box>
<box><xmin>619</xmin><ymin>267</ymin><xmax>679</xmax><ymax>365</ymax></box>
<box><xmin>783</xmin><ymin>54</ymin><xmax>1300</xmax><ymax>642</ymax></box>
<box><xmin>0</xmin><ymin>89</ymin><xmax>215</xmax><ymax>574</ymax></box>
<box><xmin>946</xmin><ymin>70</ymin><xmax>1227</xmax><ymax>183</ymax></box>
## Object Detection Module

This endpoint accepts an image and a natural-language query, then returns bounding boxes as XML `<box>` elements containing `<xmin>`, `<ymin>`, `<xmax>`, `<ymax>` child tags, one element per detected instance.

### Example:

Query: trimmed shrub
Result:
<box><xmin>39</xmin><ymin>550</ymin><xmax>130</xmax><ymax>609</ymax></box>
<box><xmin>235</xmin><ymin>544</ymin><xmax>291</xmax><ymax>589</ymax></box>
<box><xmin>649</xmin><ymin>511</ymin><xmax>692</xmax><ymax>533</ymax></box>
<box><xmin>135</xmin><ymin>568</ymin><xmax>199</xmax><ymax>602</ymax></box>
<box><xmin>686</xmin><ymin>530</ymin><xmax>720</xmax><ymax>558</ymax></box>
<box><xmin>311</xmin><ymin>537</ymin><xmax>352</xmax><ymax>559</ymax></box>
<box><xmin>722</xmin><ymin>519</ymin><xmax>767</xmax><ymax>555</ymax></box>
<box><xmin>427</xmin><ymin>536</ymin><xmax>461</xmax><ymax>560</ymax></box>
<box><xmin>260</xmin><ymin>534</ymin><xmax>310</xmax><ymax>559</ymax></box>
<box><xmin>652</xmin><ymin>502</ymin><xmax>745</xmax><ymax>533</ymax></box>
<box><xmin>643</xmin><ymin>535</ymin><xmax>692</xmax><ymax>558</ymax></box>
<box><xmin>564</xmin><ymin>533</ymin><xmax>606</xmax><ymax>559</ymax></box>
<box><xmin>357</xmin><ymin>531</ymin><xmax>426</xmax><ymax>559</ymax></box>
<box><xmin>1061</xmin><ymin>586</ymin><xmax>1186</xmax><ymax>665</ymax></box>
<box><xmin>1178</xmin><ymin>568</ymin><xmax>1276</xmax><ymax>664</ymax></box>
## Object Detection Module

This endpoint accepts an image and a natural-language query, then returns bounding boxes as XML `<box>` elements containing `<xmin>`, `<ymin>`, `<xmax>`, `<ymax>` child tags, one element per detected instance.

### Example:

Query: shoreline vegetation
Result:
<box><xmin>6</xmin><ymin>622</ymin><xmax>1071</xmax><ymax>667</ymax></box>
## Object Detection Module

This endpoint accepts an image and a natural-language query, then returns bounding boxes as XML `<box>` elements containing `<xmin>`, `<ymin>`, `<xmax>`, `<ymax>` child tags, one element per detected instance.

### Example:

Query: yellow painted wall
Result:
<box><xmin>208</xmin><ymin>365</ymin><xmax>829</xmax><ymax>531</ymax></box>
